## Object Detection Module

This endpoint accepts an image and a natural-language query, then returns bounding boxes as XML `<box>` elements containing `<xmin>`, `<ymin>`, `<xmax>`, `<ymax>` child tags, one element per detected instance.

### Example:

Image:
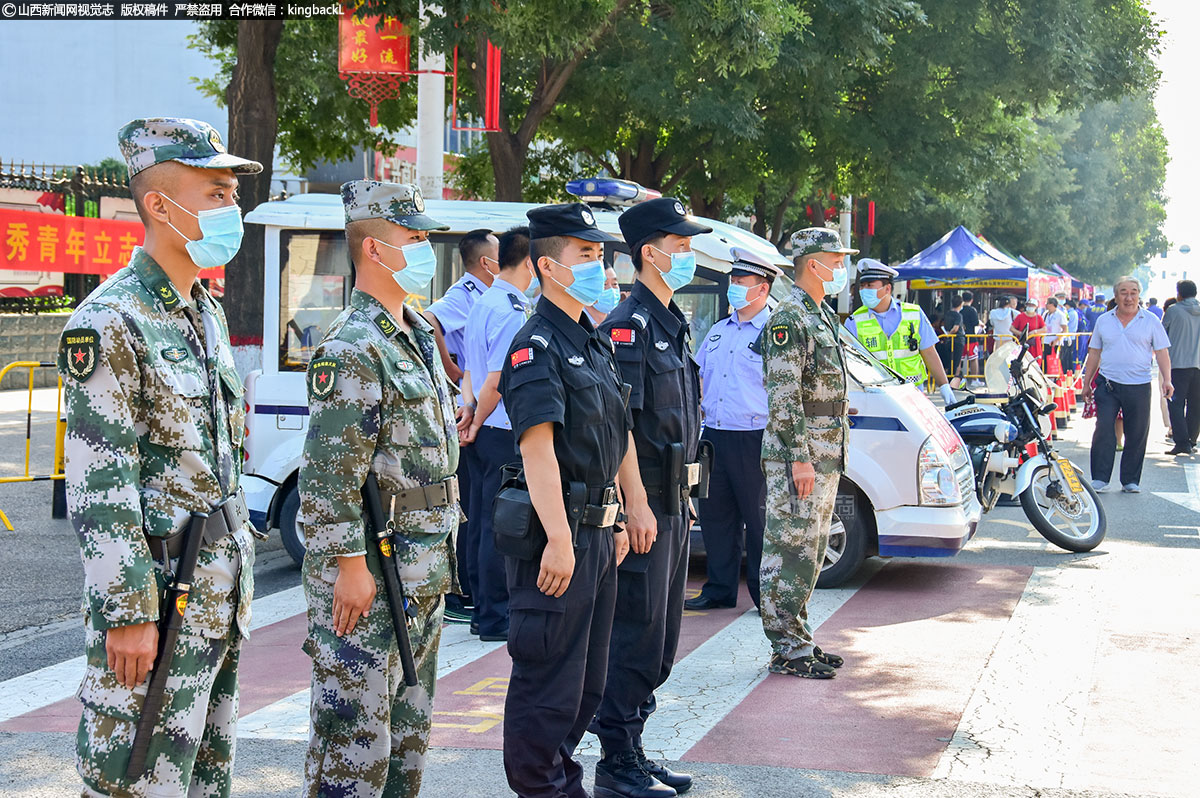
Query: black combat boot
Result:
<box><xmin>634</xmin><ymin>747</ymin><xmax>692</xmax><ymax>794</ymax></box>
<box><xmin>594</xmin><ymin>749</ymin><xmax>677</xmax><ymax>798</ymax></box>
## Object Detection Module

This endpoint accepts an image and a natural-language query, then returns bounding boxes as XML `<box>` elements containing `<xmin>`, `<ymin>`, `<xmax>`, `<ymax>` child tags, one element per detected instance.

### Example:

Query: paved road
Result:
<box><xmin>1</xmin><ymin>384</ymin><xmax>1197</xmax><ymax>797</ymax></box>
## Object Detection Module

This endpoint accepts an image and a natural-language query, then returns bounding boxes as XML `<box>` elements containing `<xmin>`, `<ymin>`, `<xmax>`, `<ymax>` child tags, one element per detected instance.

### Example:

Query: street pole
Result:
<box><xmin>839</xmin><ymin>194</ymin><xmax>854</xmax><ymax>312</ymax></box>
<box><xmin>415</xmin><ymin>5</ymin><xmax>445</xmax><ymax>200</ymax></box>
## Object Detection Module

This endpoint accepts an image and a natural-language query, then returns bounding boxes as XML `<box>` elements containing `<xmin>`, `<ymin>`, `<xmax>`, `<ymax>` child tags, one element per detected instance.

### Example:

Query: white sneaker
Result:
<box><xmin>1122</xmin><ymin>483</ymin><xmax>1141</xmax><ymax>493</ymax></box>
<box><xmin>1091</xmin><ymin>480</ymin><xmax>1109</xmax><ymax>492</ymax></box>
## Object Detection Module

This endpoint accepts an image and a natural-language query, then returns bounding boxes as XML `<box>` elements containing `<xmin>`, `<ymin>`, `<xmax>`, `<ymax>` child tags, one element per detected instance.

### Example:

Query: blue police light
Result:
<box><xmin>566</xmin><ymin>177</ymin><xmax>662</xmax><ymax>206</ymax></box>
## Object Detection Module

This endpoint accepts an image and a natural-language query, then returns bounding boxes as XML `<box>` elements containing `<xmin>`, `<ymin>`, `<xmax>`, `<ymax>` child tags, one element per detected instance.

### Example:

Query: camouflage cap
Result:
<box><xmin>789</xmin><ymin>226</ymin><xmax>859</xmax><ymax>258</ymax></box>
<box><xmin>117</xmin><ymin>118</ymin><xmax>263</xmax><ymax>178</ymax></box>
<box><xmin>341</xmin><ymin>180</ymin><xmax>449</xmax><ymax>231</ymax></box>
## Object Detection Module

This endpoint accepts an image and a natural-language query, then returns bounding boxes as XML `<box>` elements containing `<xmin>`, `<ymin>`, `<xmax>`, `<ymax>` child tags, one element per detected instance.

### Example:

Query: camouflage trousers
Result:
<box><xmin>76</xmin><ymin>622</ymin><xmax>241</xmax><ymax>798</ymax></box>
<box><xmin>759</xmin><ymin>459</ymin><xmax>839</xmax><ymax>660</ymax></box>
<box><xmin>302</xmin><ymin>554</ymin><xmax>444</xmax><ymax>798</ymax></box>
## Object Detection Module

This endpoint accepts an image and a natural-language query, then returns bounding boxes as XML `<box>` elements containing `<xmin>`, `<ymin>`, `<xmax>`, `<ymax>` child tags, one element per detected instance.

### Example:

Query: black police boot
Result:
<box><xmin>635</xmin><ymin>747</ymin><xmax>692</xmax><ymax>794</ymax></box>
<box><xmin>594</xmin><ymin>750</ymin><xmax>677</xmax><ymax>798</ymax></box>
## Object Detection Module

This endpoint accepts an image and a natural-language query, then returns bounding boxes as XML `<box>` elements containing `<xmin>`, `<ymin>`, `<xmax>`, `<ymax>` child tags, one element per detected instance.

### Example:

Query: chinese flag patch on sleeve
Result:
<box><xmin>610</xmin><ymin>327</ymin><xmax>635</xmax><ymax>346</ymax></box>
<box><xmin>510</xmin><ymin>347</ymin><xmax>534</xmax><ymax>368</ymax></box>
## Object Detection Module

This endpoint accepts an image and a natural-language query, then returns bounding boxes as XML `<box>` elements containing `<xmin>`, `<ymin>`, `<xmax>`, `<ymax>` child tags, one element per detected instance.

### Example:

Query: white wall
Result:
<box><xmin>0</xmin><ymin>21</ymin><xmax>224</xmax><ymax>166</ymax></box>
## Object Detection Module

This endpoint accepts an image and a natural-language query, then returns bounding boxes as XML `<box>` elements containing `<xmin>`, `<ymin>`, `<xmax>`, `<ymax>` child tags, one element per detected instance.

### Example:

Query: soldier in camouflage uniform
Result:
<box><xmin>759</xmin><ymin>227</ymin><xmax>856</xmax><ymax>680</ymax></box>
<box><xmin>299</xmin><ymin>180</ymin><xmax>460</xmax><ymax>798</ymax></box>
<box><xmin>59</xmin><ymin>118</ymin><xmax>262</xmax><ymax>796</ymax></box>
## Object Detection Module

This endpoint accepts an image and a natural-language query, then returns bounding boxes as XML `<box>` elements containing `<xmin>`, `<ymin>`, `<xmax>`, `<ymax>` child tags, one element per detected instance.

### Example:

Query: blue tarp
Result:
<box><xmin>893</xmin><ymin>225</ymin><xmax>1030</xmax><ymax>282</ymax></box>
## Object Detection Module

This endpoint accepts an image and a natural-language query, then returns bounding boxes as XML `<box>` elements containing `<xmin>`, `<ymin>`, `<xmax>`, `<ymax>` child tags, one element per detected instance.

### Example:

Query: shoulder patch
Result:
<box><xmin>62</xmin><ymin>328</ymin><xmax>100</xmax><ymax>382</ymax></box>
<box><xmin>530</xmin><ymin>334</ymin><xmax>550</xmax><ymax>349</ymax></box>
<box><xmin>630</xmin><ymin>312</ymin><xmax>648</xmax><ymax>330</ymax></box>
<box><xmin>374</xmin><ymin>313</ymin><xmax>398</xmax><ymax>338</ymax></box>
<box><xmin>610</xmin><ymin>327</ymin><xmax>636</xmax><ymax>346</ymax></box>
<box><xmin>161</xmin><ymin>346</ymin><xmax>189</xmax><ymax>363</ymax></box>
<box><xmin>770</xmin><ymin>323</ymin><xmax>790</xmax><ymax>348</ymax></box>
<box><xmin>508</xmin><ymin>293</ymin><xmax>525</xmax><ymax>312</ymax></box>
<box><xmin>308</xmin><ymin>356</ymin><xmax>339</xmax><ymax>400</ymax></box>
<box><xmin>156</xmin><ymin>282</ymin><xmax>181</xmax><ymax>310</ymax></box>
<box><xmin>510</xmin><ymin>347</ymin><xmax>535</xmax><ymax>369</ymax></box>
<box><xmin>464</xmin><ymin>280</ymin><xmax>481</xmax><ymax>294</ymax></box>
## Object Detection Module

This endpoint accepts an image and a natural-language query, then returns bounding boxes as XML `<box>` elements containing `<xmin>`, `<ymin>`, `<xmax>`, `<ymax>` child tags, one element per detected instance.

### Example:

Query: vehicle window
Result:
<box><xmin>841</xmin><ymin>327</ymin><xmax>901</xmax><ymax>386</ymax></box>
<box><xmin>280</xmin><ymin>231</ymin><xmax>350</xmax><ymax>371</ymax></box>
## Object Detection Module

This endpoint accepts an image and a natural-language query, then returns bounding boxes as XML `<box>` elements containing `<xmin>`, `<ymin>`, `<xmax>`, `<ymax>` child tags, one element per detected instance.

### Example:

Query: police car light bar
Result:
<box><xmin>566</xmin><ymin>177</ymin><xmax>662</xmax><ymax>206</ymax></box>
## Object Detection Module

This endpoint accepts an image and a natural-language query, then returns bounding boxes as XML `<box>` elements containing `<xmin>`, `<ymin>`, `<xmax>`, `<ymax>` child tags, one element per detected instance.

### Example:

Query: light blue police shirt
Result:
<box><xmin>843</xmin><ymin>298</ymin><xmax>939</xmax><ymax>349</ymax></box>
<box><xmin>464</xmin><ymin>276</ymin><xmax>530</xmax><ymax>430</ymax></box>
<box><xmin>1087</xmin><ymin>308</ymin><xmax>1170</xmax><ymax>385</ymax></box>
<box><xmin>696</xmin><ymin>307</ymin><xmax>768</xmax><ymax>430</ymax></box>
<box><xmin>426</xmin><ymin>271</ymin><xmax>489</xmax><ymax>375</ymax></box>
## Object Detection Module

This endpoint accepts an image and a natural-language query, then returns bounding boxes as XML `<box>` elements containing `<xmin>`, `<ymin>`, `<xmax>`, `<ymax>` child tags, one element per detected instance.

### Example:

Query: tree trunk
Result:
<box><xmin>223</xmin><ymin>20</ymin><xmax>283</xmax><ymax>358</ymax></box>
<box><xmin>486</xmin><ymin>130</ymin><xmax>527</xmax><ymax>202</ymax></box>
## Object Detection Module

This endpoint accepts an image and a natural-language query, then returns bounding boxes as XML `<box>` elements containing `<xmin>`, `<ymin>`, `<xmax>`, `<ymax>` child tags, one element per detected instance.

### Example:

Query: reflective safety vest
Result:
<box><xmin>851</xmin><ymin>302</ymin><xmax>928</xmax><ymax>383</ymax></box>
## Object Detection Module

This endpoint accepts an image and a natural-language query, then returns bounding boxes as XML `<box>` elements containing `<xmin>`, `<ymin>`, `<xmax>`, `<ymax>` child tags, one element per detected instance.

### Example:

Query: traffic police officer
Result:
<box><xmin>460</xmin><ymin>225</ymin><xmax>537</xmax><ymax>641</ymax></box>
<box><xmin>846</xmin><ymin>259</ymin><xmax>957</xmax><ymax>405</ymax></box>
<box><xmin>60</xmin><ymin>117</ymin><xmax>260</xmax><ymax>796</ymax></box>
<box><xmin>498</xmin><ymin>203</ymin><xmax>630</xmax><ymax>798</ymax></box>
<box><xmin>760</xmin><ymin>227</ymin><xmax>853</xmax><ymax>679</ymax></box>
<box><xmin>685</xmin><ymin>247</ymin><xmax>780</xmax><ymax>611</ymax></box>
<box><xmin>592</xmin><ymin>197</ymin><xmax>712</xmax><ymax>797</ymax></box>
<box><xmin>299</xmin><ymin>180</ymin><xmax>460</xmax><ymax>797</ymax></box>
<box><xmin>425</xmin><ymin>228</ymin><xmax>498</xmax><ymax>625</ymax></box>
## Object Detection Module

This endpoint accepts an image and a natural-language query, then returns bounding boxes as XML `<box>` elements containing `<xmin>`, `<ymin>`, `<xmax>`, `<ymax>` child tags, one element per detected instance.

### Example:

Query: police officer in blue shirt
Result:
<box><xmin>592</xmin><ymin>197</ymin><xmax>712</xmax><ymax>798</ymax></box>
<box><xmin>425</xmin><ymin>228</ymin><xmax>499</xmax><ymax>624</ymax></box>
<box><xmin>685</xmin><ymin>248</ymin><xmax>780</xmax><ymax>612</ymax></box>
<box><xmin>460</xmin><ymin>226</ymin><xmax>536</xmax><ymax>641</ymax></box>
<box><xmin>498</xmin><ymin>202</ymin><xmax>630</xmax><ymax>798</ymax></box>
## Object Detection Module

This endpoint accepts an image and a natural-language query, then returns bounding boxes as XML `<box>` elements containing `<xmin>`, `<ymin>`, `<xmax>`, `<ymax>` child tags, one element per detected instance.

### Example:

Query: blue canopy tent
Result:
<box><xmin>893</xmin><ymin>225</ymin><xmax>1030</xmax><ymax>287</ymax></box>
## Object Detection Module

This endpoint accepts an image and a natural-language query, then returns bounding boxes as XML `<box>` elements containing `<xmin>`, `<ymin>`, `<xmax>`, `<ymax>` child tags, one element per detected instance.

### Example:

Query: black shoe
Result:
<box><xmin>479</xmin><ymin>633</ymin><xmax>508</xmax><ymax>642</ymax></box>
<box><xmin>767</xmin><ymin>652</ymin><xmax>836</xmax><ymax>679</ymax></box>
<box><xmin>683</xmin><ymin>595</ymin><xmax>735</xmax><ymax>611</ymax></box>
<box><xmin>813</xmin><ymin>646</ymin><xmax>843</xmax><ymax>668</ymax></box>
<box><xmin>1167</xmin><ymin>446</ymin><xmax>1194</xmax><ymax>455</ymax></box>
<box><xmin>594</xmin><ymin>750</ymin><xmax>676</xmax><ymax>797</ymax></box>
<box><xmin>469</xmin><ymin>621</ymin><xmax>479</xmax><ymax>636</ymax></box>
<box><xmin>635</xmin><ymin>748</ymin><xmax>691</xmax><ymax>794</ymax></box>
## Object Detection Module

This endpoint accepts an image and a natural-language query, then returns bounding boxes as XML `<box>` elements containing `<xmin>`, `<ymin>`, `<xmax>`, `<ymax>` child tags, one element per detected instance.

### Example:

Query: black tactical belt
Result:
<box><xmin>639</xmin><ymin>463</ymin><xmax>702</xmax><ymax>490</ymax></box>
<box><xmin>151</xmin><ymin>489</ymin><xmax>250</xmax><ymax>561</ymax></box>
<box><xmin>383</xmin><ymin>476</ymin><xmax>460</xmax><ymax>515</ymax></box>
<box><xmin>803</xmin><ymin>400</ymin><xmax>849</xmax><ymax>417</ymax></box>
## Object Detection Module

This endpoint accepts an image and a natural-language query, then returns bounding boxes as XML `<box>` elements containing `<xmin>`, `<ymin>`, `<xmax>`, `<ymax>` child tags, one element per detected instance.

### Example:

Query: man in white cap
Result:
<box><xmin>845</xmin><ymin>258</ymin><xmax>956</xmax><ymax>404</ymax></box>
<box><xmin>686</xmin><ymin>247</ymin><xmax>781</xmax><ymax>612</ymax></box>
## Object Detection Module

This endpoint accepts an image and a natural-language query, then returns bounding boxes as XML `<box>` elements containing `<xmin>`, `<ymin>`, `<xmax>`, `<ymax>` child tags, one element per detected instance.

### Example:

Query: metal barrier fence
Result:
<box><xmin>0</xmin><ymin>361</ymin><xmax>66</xmax><ymax>531</ymax></box>
<box><xmin>928</xmin><ymin>330</ymin><xmax>1089</xmax><ymax>389</ymax></box>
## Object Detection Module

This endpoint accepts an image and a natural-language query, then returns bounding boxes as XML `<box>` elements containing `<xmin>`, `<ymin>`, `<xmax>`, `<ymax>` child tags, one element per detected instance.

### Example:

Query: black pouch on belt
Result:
<box><xmin>695</xmin><ymin>439</ymin><xmax>715</xmax><ymax>500</ymax></box>
<box><xmin>491</xmin><ymin>464</ymin><xmax>547</xmax><ymax>561</ymax></box>
<box><xmin>662</xmin><ymin>442</ymin><xmax>684</xmax><ymax>517</ymax></box>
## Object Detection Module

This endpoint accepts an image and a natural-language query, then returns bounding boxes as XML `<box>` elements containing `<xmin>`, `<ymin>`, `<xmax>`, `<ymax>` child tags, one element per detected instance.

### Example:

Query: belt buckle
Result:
<box><xmin>598</xmin><ymin>503</ymin><xmax>619</xmax><ymax>527</ymax></box>
<box><xmin>443</xmin><ymin>476</ymin><xmax>459</xmax><ymax>505</ymax></box>
<box><xmin>684</xmin><ymin>463</ymin><xmax>700</xmax><ymax>486</ymax></box>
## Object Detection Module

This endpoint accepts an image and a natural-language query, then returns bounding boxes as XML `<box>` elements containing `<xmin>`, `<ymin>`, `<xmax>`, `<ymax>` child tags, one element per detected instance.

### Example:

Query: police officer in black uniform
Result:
<box><xmin>499</xmin><ymin>203</ymin><xmax>632</xmax><ymax>798</ymax></box>
<box><xmin>591</xmin><ymin>197</ymin><xmax>712</xmax><ymax>798</ymax></box>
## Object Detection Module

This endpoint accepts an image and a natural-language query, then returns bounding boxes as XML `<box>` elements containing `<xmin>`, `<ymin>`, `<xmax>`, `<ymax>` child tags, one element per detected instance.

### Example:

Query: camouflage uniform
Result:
<box><xmin>60</xmin><ymin>118</ymin><xmax>260</xmax><ymax>798</ymax></box>
<box><xmin>299</xmin><ymin>181</ymin><xmax>459</xmax><ymax>798</ymax></box>
<box><xmin>758</xmin><ymin>284</ymin><xmax>849</xmax><ymax>660</ymax></box>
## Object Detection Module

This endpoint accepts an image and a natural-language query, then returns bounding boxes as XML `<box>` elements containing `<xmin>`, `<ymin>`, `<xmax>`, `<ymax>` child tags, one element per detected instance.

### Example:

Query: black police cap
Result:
<box><xmin>618</xmin><ymin>197</ymin><xmax>713</xmax><ymax>253</ymax></box>
<box><xmin>526</xmin><ymin>202</ymin><xmax>617</xmax><ymax>242</ymax></box>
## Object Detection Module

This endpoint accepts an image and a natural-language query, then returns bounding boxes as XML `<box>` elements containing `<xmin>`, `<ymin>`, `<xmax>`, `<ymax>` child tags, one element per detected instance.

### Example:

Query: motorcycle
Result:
<box><xmin>944</xmin><ymin>332</ymin><xmax>1106</xmax><ymax>552</ymax></box>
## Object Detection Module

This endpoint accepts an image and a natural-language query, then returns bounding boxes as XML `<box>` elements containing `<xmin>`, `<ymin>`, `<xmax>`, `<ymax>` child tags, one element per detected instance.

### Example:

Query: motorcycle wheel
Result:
<box><xmin>1019</xmin><ymin>461</ymin><xmax>1106</xmax><ymax>552</ymax></box>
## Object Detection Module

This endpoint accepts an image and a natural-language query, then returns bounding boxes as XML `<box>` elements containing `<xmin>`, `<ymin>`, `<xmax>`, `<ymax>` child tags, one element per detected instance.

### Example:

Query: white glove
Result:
<box><xmin>939</xmin><ymin>383</ymin><xmax>957</xmax><ymax>406</ymax></box>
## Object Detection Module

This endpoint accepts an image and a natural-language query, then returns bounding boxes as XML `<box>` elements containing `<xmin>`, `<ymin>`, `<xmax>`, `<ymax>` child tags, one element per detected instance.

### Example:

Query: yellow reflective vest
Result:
<box><xmin>850</xmin><ymin>302</ymin><xmax>928</xmax><ymax>383</ymax></box>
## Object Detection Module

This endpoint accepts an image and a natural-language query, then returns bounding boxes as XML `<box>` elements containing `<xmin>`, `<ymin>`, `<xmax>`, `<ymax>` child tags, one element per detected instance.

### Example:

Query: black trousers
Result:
<box><xmin>471</xmin><ymin>425</ymin><xmax>518</xmax><ymax>636</ymax></box>
<box><xmin>1169</xmin><ymin>367</ymin><xmax>1200</xmax><ymax>448</ymax></box>
<box><xmin>589</xmin><ymin>496</ymin><xmax>689</xmax><ymax>754</ymax></box>
<box><xmin>1091</xmin><ymin>378</ymin><xmax>1152</xmax><ymax>485</ymax></box>
<box><xmin>447</xmin><ymin>445</ymin><xmax>477</xmax><ymax>612</ymax></box>
<box><xmin>697</xmin><ymin>427</ymin><xmax>765</xmax><ymax>607</ymax></box>
<box><xmin>504</xmin><ymin>526</ymin><xmax>617</xmax><ymax>798</ymax></box>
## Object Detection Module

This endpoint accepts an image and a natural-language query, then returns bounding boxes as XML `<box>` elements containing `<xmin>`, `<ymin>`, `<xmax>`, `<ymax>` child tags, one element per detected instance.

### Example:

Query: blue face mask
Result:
<box><xmin>595</xmin><ymin>286</ymin><xmax>620</xmax><ymax>314</ymax></box>
<box><xmin>162</xmin><ymin>195</ymin><xmax>244</xmax><ymax>270</ymax></box>
<box><xmin>814</xmin><ymin>259</ymin><xmax>847</xmax><ymax>295</ymax></box>
<box><xmin>551</xmin><ymin>258</ymin><xmax>606</xmax><ymax>306</ymax></box>
<box><xmin>524</xmin><ymin>264</ymin><xmax>540</xmax><ymax>299</ymax></box>
<box><xmin>727</xmin><ymin>283</ymin><xmax>753</xmax><ymax>310</ymax></box>
<box><xmin>376</xmin><ymin>238</ymin><xmax>437</xmax><ymax>295</ymax></box>
<box><xmin>859</xmin><ymin>287</ymin><xmax>882</xmax><ymax>309</ymax></box>
<box><xmin>650</xmin><ymin>245</ymin><xmax>696</xmax><ymax>292</ymax></box>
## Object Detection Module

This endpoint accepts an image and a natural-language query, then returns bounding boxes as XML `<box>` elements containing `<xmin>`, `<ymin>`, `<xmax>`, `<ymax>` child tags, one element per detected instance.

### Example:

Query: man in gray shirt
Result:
<box><xmin>1162</xmin><ymin>279</ymin><xmax>1200</xmax><ymax>454</ymax></box>
<box><xmin>1082</xmin><ymin>277</ymin><xmax>1173</xmax><ymax>492</ymax></box>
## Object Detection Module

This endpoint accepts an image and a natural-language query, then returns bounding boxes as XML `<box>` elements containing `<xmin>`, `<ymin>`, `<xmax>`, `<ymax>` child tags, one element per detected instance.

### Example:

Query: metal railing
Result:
<box><xmin>0</xmin><ymin>361</ymin><xmax>66</xmax><ymax>531</ymax></box>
